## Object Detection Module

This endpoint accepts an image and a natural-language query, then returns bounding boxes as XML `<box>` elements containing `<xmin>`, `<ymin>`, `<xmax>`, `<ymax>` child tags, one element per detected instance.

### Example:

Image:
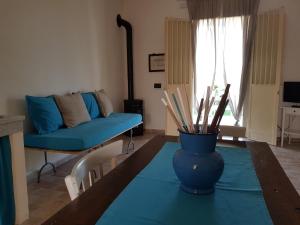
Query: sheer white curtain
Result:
<box><xmin>195</xmin><ymin>19</ymin><xmax>217</xmax><ymax>100</ymax></box>
<box><xmin>188</xmin><ymin>0</ymin><xmax>260</xmax><ymax>125</ymax></box>
<box><xmin>195</xmin><ymin>17</ymin><xmax>244</xmax><ymax>125</ymax></box>
<box><xmin>222</xmin><ymin>17</ymin><xmax>244</xmax><ymax>124</ymax></box>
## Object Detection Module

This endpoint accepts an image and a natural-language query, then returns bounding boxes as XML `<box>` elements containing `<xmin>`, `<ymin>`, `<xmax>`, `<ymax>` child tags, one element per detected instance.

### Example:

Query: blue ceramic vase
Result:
<box><xmin>173</xmin><ymin>131</ymin><xmax>224</xmax><ymax>195</ymax></box>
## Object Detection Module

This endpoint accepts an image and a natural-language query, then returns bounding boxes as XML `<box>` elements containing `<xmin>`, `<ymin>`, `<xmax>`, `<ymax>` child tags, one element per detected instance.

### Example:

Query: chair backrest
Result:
<box><xmin>65</xmin><ymin>140</ymin><xmax>123</xmax><ymax>200</ymax></box>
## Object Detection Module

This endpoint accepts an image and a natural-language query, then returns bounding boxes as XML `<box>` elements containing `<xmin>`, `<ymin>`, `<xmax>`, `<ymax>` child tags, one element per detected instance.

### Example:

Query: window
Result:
<box><xmin>194</xmin><ymin>16</ymin><xmax>244</xmax><ymax>125</ymax></box>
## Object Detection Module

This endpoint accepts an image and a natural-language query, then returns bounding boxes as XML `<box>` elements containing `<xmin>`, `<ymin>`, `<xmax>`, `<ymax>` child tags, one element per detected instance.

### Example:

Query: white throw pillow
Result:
<box><xmin>94</xmin><ymin>90</ymin><xmax>114</xmax><ymax>117</ymax></box>
<box><xmin>54</xmin><ymin>93</ymin><xmax>91</xmax><ymax>128</ymax></box>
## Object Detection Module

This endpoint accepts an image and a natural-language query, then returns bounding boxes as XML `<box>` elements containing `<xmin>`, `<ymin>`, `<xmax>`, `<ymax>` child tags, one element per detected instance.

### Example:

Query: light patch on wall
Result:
<box><xmin>176</xmin><ymin>0</ymin><xmax>187</xmax><ymax>9</ymax></box>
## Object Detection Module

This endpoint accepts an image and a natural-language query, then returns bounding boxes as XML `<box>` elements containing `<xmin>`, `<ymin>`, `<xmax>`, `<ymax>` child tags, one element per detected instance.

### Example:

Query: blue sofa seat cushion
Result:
<box><xmin>81</xmin><ymin>93</ymin><xmax>101</xmax><ymax>119</ymax></box>
<box><xmin>26</xmin><ymin>95</ymin><xmax>64</xmax><ymax>134</ymax></box>
<box><xmin>24</xmin><ymin>113</ymin><xmax>142</xmax><ymax>151</ymax></box>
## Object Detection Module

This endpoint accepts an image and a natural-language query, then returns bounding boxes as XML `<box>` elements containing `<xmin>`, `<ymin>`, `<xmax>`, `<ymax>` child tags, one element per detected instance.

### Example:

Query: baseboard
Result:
<box><xmin>26</xmin><ymin>154</ymin><xmax>77</xmax><ymax>183</ymax></box>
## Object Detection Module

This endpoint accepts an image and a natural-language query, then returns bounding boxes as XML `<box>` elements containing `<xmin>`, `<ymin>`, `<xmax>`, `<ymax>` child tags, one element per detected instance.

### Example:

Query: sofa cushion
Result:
<box><xmin>94</xmin><ymin>90</ymin><xmax>113</xmax><ymax>117</ymax></box>
<box><xmin>26</xmin><ymin>95</ymin><xmax>64</xmax><ymax>134</ymax></box>
<box><xmin>81</xmin><ymin>92</ymin><xmax>101</xmax><ymax>119</ymax></box>
<box><xmin>55</xmin><ymin>93</ymin><xmax>91</xmax><ymax>128</ymax></box>
<box><xmin>24</xmin><ymin>113</ymin><xmax>142</xmax><ymax>151</ymax></box>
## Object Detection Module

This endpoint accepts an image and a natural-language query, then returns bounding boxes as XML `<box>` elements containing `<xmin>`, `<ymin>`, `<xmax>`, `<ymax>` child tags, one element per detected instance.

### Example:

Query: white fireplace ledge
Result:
<box><xmin>0</xmin><ymin>115</ymin><xmax>29</xmax><ymax>225</ymax></box>
<box><xmin>0</xmin><ymin>115</ymin><xmax>25</xmax><ymax>137</ymax></box>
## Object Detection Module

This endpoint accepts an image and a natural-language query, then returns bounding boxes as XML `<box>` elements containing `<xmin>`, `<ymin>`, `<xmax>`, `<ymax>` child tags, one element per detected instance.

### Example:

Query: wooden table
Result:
<box><xmin>42</xmin><ymin>135</ymin><xmax>300</xmax><ymax>225</ymax></box>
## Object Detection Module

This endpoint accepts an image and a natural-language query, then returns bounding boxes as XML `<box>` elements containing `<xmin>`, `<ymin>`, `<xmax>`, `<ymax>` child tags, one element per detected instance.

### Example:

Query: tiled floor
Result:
<box><xmin>21</xmin><ymin>134</ymin><xmax>300</xmax><ymax>225</ymax></box>
<box><xmin>270</xmin><ymin>140</ymin><xmax>300</xmax><ymax>195</ymax></box>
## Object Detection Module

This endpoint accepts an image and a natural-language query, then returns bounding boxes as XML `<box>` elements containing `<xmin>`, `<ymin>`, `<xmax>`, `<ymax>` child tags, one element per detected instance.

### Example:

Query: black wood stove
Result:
<box><xmin>117</xmin><ymin>15</ymin><xmax>144</xmax><ymax>136</ymax></box>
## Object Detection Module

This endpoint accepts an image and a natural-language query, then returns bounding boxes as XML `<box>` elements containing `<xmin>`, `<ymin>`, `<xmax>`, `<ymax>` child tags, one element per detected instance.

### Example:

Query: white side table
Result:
<box><xmin>281</xmin><ymin>107</ymin><xmax>300</xmax><ymax>147</ymax></box>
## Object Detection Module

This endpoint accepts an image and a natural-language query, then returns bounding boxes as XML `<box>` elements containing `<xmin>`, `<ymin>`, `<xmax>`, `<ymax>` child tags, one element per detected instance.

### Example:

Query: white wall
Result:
<box><xmin>122</xmin><ymin>0</ymin><xmax>188</xmax><ymax>130</ymax></box>
<box><xmin>123</xmin><ymin>0</ymin><xmax>300</xmax><ymax>131</ymax></box>
<box><xmin>0</xmin><ymin>0</ymin><xmax>124</xmax><ymax>175</ymax></box>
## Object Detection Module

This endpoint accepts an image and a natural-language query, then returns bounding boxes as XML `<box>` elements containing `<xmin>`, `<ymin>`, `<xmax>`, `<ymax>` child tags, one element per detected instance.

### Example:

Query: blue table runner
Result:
<box><xmin>96</xmin><ymin>142</ymin><xmax>273</xmax><ymax>225</ymax></box>
<box><xmin>0</xmin><ymin>136</ymin><xmax>15</xmax><ymax>225</ymax></box>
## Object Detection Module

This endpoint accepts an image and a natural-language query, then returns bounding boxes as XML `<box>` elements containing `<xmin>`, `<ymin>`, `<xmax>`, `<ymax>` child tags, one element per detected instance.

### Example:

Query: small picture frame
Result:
<box><xmin>149</xmin><ymin>54</ymin><xmax>165</xmax><ymax>72</ymax></box>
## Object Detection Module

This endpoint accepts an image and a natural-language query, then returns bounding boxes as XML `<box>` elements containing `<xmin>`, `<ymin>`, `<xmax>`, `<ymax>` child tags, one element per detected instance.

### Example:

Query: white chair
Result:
<box><xmin>65</xmin><ymin>140</ymin><xmax>123</xmax><ymax>200</ymax></box>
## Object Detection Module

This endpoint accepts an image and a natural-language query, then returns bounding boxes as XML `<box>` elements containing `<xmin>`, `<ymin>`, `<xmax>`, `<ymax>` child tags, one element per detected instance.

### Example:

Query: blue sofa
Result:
<box><xmin>24</xmin><ymin>112</ymin><xmax>142</xmax><ymax>151</ymax></box>
<box><xmin>24</xmin><ymin>93</ymin><xmax>142</xmax><ymax>182</ymax></box>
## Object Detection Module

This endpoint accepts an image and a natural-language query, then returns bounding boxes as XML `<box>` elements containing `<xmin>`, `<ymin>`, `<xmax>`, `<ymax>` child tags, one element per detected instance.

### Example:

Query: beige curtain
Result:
<box><xmin>165</xmin><ymin>18</ymin><xmax>192</xmax><ymax>85</ymax></box>
<box><xmin>165</xmin><ymin>18</ymin><xmax>192</xmax><ymax>135</ymax></box>
<box><xmin>250</xmin><ymin>9</ymin><xmax>284</xmax><ymax>86</ymax></box>
<box><xmin>187</xmin><ymin>0</ymin><xmax>260</xmax><ymax>124</ymax></box>
<box><xmin>187</xmin><ymin>0</ymin><xmax>260</xmax><ymax>19</ymax></box>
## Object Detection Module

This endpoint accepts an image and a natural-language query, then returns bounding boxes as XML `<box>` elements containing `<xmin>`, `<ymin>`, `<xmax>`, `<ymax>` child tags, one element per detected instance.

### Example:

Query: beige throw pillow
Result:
<box><xmin>55</xmin><ymin>93</ymin><xmax>91</xmax><ymax>128</ymax></box>
<box><xmin>94</xmin><ymin>90</ymin><xmax>113</xmax><ymax>117</ymax></box>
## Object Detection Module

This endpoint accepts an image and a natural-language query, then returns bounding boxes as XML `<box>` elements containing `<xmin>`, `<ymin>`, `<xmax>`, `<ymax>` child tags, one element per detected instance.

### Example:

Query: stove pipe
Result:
<box><xmin>117</xmin><ymin>14</ymin><xmax>134</xmax><ymax>101</ymax></box>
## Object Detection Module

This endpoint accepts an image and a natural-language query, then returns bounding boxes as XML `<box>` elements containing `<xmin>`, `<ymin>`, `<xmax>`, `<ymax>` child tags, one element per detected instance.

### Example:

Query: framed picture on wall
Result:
<box><xmin>149</xmin><ymin>54</ymin><xmax>165</xmax><ymax>72</ymax></box>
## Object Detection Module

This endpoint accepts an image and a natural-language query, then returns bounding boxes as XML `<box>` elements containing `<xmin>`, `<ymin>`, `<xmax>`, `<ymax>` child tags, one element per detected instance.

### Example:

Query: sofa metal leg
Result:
<box><xmin>126</xmin><ymin>129</ymin><xmax>134</xmax><ymax>154</ymax></box>
<box><xmin>37</xmin><ymin>151</ymin><xmax>56</xmax><ymax>183</ymax></box>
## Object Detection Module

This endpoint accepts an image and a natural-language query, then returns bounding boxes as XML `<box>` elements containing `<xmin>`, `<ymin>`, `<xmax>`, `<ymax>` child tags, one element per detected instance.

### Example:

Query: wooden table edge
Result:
<box><xmin>42</xmin><ymin>135</ymin><xmax>300</xmax><ymax>225</ymax></box>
